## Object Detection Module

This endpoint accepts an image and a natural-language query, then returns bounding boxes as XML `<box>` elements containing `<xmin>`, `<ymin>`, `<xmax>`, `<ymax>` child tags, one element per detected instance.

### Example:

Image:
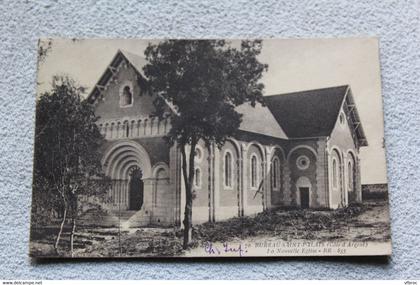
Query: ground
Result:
<box><xmin>29</xmin><ymin>198</ymin><xmax>391</xmax><ymax>258</ymax></box>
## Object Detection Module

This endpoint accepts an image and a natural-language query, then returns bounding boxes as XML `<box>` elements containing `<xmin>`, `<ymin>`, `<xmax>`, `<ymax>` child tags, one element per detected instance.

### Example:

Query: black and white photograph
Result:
<box><xmin>29</xmin><ymin>38</ymin><xmax>391</xmax><ymax>258</ymax></box>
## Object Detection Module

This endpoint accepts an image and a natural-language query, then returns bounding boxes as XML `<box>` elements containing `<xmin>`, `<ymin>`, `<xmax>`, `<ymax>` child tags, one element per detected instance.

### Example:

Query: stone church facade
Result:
<box><xmin>87</xmin><ymin>50</ymin><xmax>368</xmax><ymax>228</ymax></box>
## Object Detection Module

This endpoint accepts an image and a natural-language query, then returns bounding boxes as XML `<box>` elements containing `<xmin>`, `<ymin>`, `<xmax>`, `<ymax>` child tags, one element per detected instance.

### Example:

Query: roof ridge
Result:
<box><xmin>119</xmin><ymin>49</ymin><xmax>145</xmax><ymax>58</ymax></box>
<box><xmin>264</xmin><ymin>85</ymin><xmax>349</xmax><ymax>98</ymax></box>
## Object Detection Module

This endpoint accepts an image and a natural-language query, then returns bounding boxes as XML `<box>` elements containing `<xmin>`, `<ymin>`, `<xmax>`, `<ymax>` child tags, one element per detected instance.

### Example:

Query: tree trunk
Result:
<box><xmin>54</xmin><ymin>206</ymin><xmax>67</xmax><ymax>254</ymax></box>
<box><xmin>70</xmin><ymin>218</ymin><xmax>76</xmax><ymax>257</ymax></box>
<box><xmin>69</xmin><ymin>192</ymin><xmax>78</xmax><ymax>257</ymax></box>
<box><xmin>181</xmin><ymin>140</ymin><xmax>197</xmax><ymax>249</ymax></box>
<box><xmin>182</xmin><ymin>195</ymin><xmax>193</xmax><ymax>249</ymax></box>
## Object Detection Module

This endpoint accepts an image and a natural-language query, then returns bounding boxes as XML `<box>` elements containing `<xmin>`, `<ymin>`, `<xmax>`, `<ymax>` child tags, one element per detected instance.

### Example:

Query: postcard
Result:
<box><xmin>30</xmin><ymin>38</ymin><xmax>391</xmax><ymax>257</ymax></box>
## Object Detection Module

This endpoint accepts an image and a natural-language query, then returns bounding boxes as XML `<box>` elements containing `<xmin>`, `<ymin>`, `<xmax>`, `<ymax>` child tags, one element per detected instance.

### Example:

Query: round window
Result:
<box><xmin>296</xmin><ymin>155</ymin><xmax>310</xmax><ymax>170</ymax></box>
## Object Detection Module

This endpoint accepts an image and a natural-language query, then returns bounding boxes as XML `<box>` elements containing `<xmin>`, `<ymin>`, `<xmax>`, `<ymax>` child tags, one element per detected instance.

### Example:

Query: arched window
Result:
<box><xmin>251</xmin><ymin>154</ymin><xmax>258</xmax><ymax>189</ymax></box>
<box><xmin>125</xmin><ymin>122</ymin><xmax>130</xmax><ymax>137</ymax></box>
<box><xmin>156</xmin><ymin>167</ymin><xmax>168</xmax><ymax>179</ymax></box>
<box><xmin>271</xmin><ymin>157</ymin><xmax>280</xmax><ymax>191</ymax></box>
<box><xmin>339</xmin><ymin>112</ymin><xmax>345</xmax><ymax>125</ymax></box>
<box><xmin>224</xmin><ymin>151</ymin><xmax>232</xmax><ymax>188</ymax></box>
<box><xmin>194</xmin><ymin>168</ymin><xmax>201</xmax><ymax>188</ymax></box>
<box><xmin>110</xmin><ymin>123</ymin><xmax>114</xmax><ymax>139</ymax></box>
<box><xmin>332</xmin><ymin>158</ymin><xmax>339</xmax><ymax>188</ymax></box>
<box><xmin>120</xmin><ymin>85</ymin><xmax>133</xmax><ymax>107</ymax></box>
<box><xmin>194</xmin><ymin>146</ymin><xmax>203</xmax><ymax>162</ymax></box>
<box><xmin>348</xmin><ymin>161</ymin><xmax>353</xmax><ymax>191</ymax></box>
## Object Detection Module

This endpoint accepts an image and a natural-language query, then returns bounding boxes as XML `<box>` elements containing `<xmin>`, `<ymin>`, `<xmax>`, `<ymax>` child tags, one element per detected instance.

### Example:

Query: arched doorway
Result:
<box><xmin>102</xmin><ymin>140</ymin><xmax>152</xmax><ymax>210</ymax></box>
<box><xmin>296</xmin><ymin>176</ymin><xmax>311</xmax><ymax>209</ymax></box>
<box><xmin>128</xmin><ymin>166</ymin><xmax>144</xmax><ymax>210</ymax></box>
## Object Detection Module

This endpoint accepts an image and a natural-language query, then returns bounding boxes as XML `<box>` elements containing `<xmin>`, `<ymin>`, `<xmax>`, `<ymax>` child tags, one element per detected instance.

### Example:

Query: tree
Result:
<box><xmin>143</xmin><ymin>40</ymin><xmax>268</xmax><ymax>248</ymax></box>
<box><xmin>32</xmin><ymin>76</ymin><xmax>109</xmax><ymax>256</ymax></box>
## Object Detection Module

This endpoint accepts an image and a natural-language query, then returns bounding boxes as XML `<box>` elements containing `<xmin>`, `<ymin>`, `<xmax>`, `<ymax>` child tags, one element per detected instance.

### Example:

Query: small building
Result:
<box><xmin>87</xmin><ymin>50</ymin><xmax>368</xmax><ymax>227</ymax></box>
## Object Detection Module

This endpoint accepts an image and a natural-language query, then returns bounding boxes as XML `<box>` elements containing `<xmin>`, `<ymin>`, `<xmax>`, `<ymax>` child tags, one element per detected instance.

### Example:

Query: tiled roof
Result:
<box><xmin>87</xmin><ymin>50</ymin><xmax>148</xmax><ymax>103</ymax></box>
<box><xmin>236</xmin><ymin>102</ymin><xmax>288</xmax><ymax>139</ymax></box>
<box><xmin>87</xmin><ymin>51</ymin><xmax>367</xmax><ymax>145</ymax></box>
<box><xmin>119</xmin><ymin>49</ymin><xmax>148</xmax><ymax>77</ymax></box>
<box><xmin>264</xmin><ymin>86</ymin><xmax>349</xmax><ymax>138</ymax></box>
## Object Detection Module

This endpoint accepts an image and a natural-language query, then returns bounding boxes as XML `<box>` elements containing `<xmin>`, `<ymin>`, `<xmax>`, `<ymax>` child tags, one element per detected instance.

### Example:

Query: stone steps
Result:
<box><xmin>79</xmin><ymin>209</ymin><xmax>151</xmax><ymax>228</ymax></box>
<box><xmin>121</xmin><ymin>210</ymin><xmax>151</xmax><ymax>228</ymax></box>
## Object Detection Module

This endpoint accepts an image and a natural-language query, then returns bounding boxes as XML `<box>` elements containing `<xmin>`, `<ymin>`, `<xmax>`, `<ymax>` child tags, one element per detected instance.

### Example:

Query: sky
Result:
<box><xmin>37</xmin><ymin>38</ymin><xmax>387</xmax><ymax>184</ymax></box>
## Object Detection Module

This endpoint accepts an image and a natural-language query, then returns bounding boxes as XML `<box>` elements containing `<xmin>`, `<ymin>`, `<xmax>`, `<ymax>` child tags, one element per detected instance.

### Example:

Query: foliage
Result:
<box><xmin>143</xmin><ymin>40</ymin><xmax>267</xmax><ymax>248</ymax></box>
<box><xmin>32</xmin><ymin>75</ymin><xmax>110</xmax><ymax>253</ymax></box>
<box><xmin>143</xmin><ymin>40</ymin><xmax>268</xmax><ymax>148</ymax></box>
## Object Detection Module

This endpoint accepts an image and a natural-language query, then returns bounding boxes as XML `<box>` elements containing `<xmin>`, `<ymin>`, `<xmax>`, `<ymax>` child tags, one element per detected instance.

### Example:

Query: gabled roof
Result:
<box><xmin>87</xmin><ymin>49</ymin><xmax>148</xmax><ymax>104</ymax></box>
<box><xmin>86</xmin><ymin>50</ymin><xmax>367</xmax><ymax>146</ymax></box>
<box><xmin>264</xmin><ymin>86</ymin><xmax>348</xmax><ymax>138</ymax></box>
<box><xmin>343</xmin><ymin>88</ymin><xmax>368</xmax><ymax>146</ymax></box>
<box><xmin>119</xmin><ymin>49</ymin><xmax>149</xmax><ymax>76</ymax></box>
<box><xmin>264</xmin><ymin>85</ymin><xmax>367</xmax><ymax>146</ymax></box>
<box><xmin>236</xmin><ymin>102</ymin><xmax>288</xmax><ymax>139</ymax></box>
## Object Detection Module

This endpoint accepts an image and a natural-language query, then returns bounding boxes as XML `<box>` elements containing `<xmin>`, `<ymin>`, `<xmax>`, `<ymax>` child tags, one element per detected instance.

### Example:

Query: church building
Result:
<box><xmin>87</xmin><ymin>50</ymin><xmax>368</xmax><ymax>228</ymax></box>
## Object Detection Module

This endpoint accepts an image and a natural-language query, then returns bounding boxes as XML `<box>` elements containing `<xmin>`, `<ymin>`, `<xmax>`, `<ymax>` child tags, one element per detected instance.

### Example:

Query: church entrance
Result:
<box><xmin>299</xmin><ymin>187</ymin><xmax>310</xmax><ymax>209</ymax></box>
<box><xmin>128</xmin><ymin>167</ymin><xmax>144</xmax><ymax>211</ymax></box>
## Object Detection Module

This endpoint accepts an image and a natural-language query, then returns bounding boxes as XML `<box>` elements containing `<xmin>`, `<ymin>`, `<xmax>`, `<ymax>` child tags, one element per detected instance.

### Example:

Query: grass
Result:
<box><xmin>193</xmin><ymin>203</ymin><xmax>368</xmax><ymax>244</ymax></box>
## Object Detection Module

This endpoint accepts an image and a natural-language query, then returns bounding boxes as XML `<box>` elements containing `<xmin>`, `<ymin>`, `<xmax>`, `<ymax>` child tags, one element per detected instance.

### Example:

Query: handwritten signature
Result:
<box><xmin>203</xmin><ymin>241</ymin><xmax>248</xmax><ymax>257</ymax></box>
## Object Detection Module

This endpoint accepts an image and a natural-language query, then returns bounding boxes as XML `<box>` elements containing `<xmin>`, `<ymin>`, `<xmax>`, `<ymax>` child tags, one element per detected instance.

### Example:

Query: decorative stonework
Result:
<box><xmin>98</xmin><ymin>116</ymin><xmax>171</xmax><ymax>140</ymax></box>
<box><xmin>296</xmin><ymin>155</ymin><xmax>310</xmax><ymax>170</ymax></box>
<box><xmin>280</xmin><ymin>164</ymin><xmax>291</xmax><ymax>206</ymax></box>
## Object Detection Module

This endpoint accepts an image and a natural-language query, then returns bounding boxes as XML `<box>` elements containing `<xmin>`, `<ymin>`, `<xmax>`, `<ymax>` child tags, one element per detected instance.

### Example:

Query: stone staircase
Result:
<box><xmin>79</xmin><ymin>209</ymin><xmax>151</xmax><ymax>228</ymax></box>
<box><xmin>120</xmin><ymin>209</ymin><xmax>151</xmax><ymax>228</ymax></box>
